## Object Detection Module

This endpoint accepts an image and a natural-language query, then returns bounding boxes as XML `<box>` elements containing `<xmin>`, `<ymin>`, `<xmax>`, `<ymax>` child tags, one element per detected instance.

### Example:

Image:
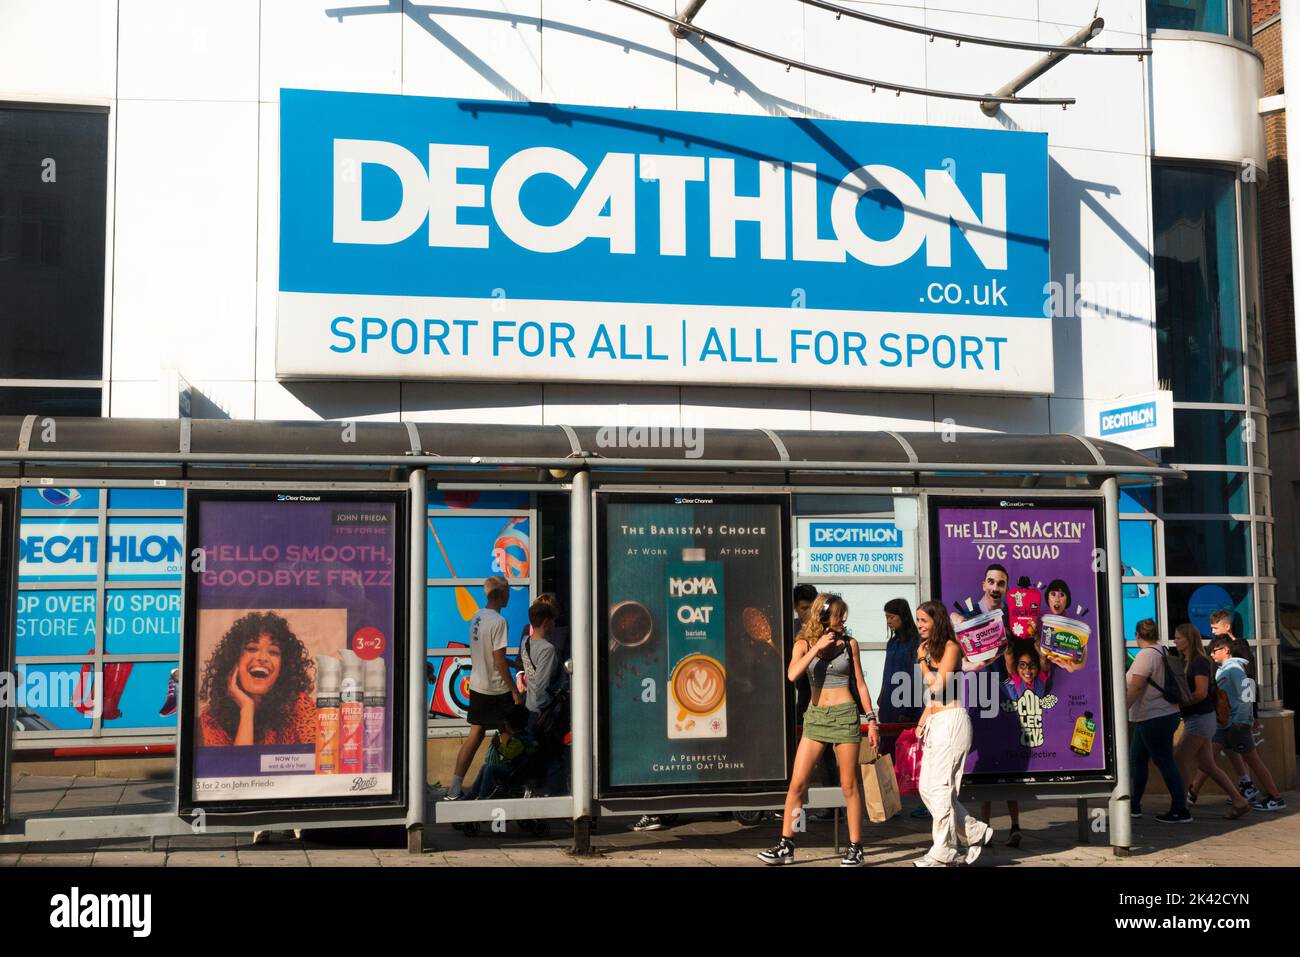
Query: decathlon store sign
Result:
<box><xmin>277</xmin><ymin>90</ymin><xmax>1051</xmax><ymax>392</ymax></box>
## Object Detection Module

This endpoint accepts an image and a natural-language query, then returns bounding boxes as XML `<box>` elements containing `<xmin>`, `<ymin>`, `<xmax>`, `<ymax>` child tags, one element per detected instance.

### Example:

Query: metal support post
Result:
<box><xmin>980</xmin><ymin>17</ymin><xmax>1105</xmax><ymax>115</ymax></box>
<box><xmin>1102</xmin><ymin>477</ymin><xmax>1132</xmax><ymax>855</ymax></box>
<box><xmin>407</xmin><ymin>468</ymin><xmax>428</xmax><ymax>854</ymax></box>
<box><xmin>569</xmin><ymin>468</ymin><xmax>595</xmax><ymax>854</ymax></box>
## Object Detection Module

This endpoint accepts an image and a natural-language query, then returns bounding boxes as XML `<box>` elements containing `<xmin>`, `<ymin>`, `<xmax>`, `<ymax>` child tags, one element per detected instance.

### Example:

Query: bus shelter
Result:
<box><xmin>0</xmin><ymin>416</ymin><xmax>1181</xmax><ymax>854</ymax></box>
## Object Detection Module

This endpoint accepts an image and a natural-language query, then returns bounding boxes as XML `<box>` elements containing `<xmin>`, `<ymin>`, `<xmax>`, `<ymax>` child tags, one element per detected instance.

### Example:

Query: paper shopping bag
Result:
<box><xmin>860</xmin><ymin>754</ymin><xmax>902</xmax><ymax>823</ymax></box>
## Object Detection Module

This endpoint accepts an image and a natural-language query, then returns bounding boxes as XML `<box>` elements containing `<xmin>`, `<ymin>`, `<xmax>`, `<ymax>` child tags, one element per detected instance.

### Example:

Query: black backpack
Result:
<box><xmin>1149</xmin><ymin>647</ymin><xmax>1192</xmax><ymax>707</ymax></box>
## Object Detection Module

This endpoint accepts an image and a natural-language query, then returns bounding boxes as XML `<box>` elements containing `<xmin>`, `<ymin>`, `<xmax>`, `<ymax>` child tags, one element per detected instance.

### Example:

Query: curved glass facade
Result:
<box><xmin>1137</xmin><ymin>163</ymin><xmax>1279</xmax><ymax>706</ymax></box>
<box><xmin>1147</xmin><ymin>0</ymin><xmax>1251</xmax><ymax>43</ymax></box>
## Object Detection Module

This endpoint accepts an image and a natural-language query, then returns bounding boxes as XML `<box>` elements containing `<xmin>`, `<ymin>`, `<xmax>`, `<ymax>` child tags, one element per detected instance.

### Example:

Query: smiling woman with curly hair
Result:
<box><xmin>199</xmin><ymin>611</ymin><xmax>317</xmax><ymax>746</ymax></box>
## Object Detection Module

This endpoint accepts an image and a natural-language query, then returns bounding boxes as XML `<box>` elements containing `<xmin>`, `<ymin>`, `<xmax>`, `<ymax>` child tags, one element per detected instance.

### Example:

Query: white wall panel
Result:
<box><xmin>1038</xmin><ymin>21</ymin><xmax>1148</xmax><ymax>157</ymax></box>
<box><xmin>1048</xmin><ymin>396</ymin><xmax>1087</xmax><ymax>436</ymax></box>
<box><xmin>257</xmin><ymin>380</ymin><xmax>400</xmax><ymax>421</ymax></box>
<box><xmin>401</xmin><ymin>381</ymin><xmax>543</xmax><ymax>424</ymax></box>
<box><xmin>932</xmin><ymin>394</ymin><xmax>1050</xmax><ymax>433</ymax></box>
<box><xmin>1049</xmin><ymin>146</ymin><xmax>1156</xmax><ymax>402</ymax></box>
<box><xmin>402</xmin><ymin>0</ymin><xmax>543</xmax><ymax>101</ymax></box>
<box><xmin>810</xmin><ymin>390</ymin><xmax>935</xmax><ymax>431</ymax></box>
<box><xmin>118</xmin><ymin>0</ymin><xmax>259</xmax><ymax>101</ymax></box>
<box><xmin>539</xmin><ymin>0</ymin><xmax>676</xmax><ymax>109</ymax></box>
<box><xmin>111</xmin><ymin>100</ymin><xmax>258</xmax><ymax>383</ymax></box>
<box><xmin>109</xmin><ymin>379</ymin><xmax>177</xmax><ymax>419</ymax></box>
<box><xmin>681</xmin><ymin>386</ymin><xmax>811</xmax><ymax>429</ymax></box>
<box><xmin>260</xmin><ymin>0</ymin><xmax>403</xmax><ymax>101</ymax></box>
<box><xmin>675</xmin><ymin>0</ymin><xmax>806</xmax><ymax>117</ymax></box>
<box><xmin>921</xmin><ymin>9</ymin><xmax>1044</xmax><ymax>134</ymax></box>
<box><xmin>1045</xmin><ymin>0</ymin><xmax>1145</xmax><ymax>35</ymax></box>
<box><xmin>0</xmin><ymin>0</ymin><xmax>117</xmax><ymax>100</ymax></box>
<box><xmin>542</xmin><ymin>383</ymin><xmax>681</xmax><ymax>426</ymax></box>
<box><xmin>802</xmin><ymin>1</ymin><xmax>927</xmax><ymax>125</ymax></box>
<box><xmin>255</xmin><ymin>104</ymin><xmax>279</xmax><ymax>382</ymax></box>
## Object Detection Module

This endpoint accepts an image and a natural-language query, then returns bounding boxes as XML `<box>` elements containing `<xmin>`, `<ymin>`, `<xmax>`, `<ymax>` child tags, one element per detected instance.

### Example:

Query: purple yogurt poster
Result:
<box><xmin>934</xmin><ymin>502</ymin><xmax>1108</xmax><ymax>779</ymax></box>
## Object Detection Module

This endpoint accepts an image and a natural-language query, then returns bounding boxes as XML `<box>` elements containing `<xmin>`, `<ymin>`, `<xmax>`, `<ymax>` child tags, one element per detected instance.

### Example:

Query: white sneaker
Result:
<box><xmin>912</xmin><ymin>855</ymin><xmax>952</xmax><ymax>867</ymax></box>
<box><xmin>631</xmin><ymin>815</ymin><xmax>664</xmax><ymax>831</ymax></box>
<box><xmin>964</xmin><ymin>828</ymin><xmax>994</xmax><ymax>865</ymax></box>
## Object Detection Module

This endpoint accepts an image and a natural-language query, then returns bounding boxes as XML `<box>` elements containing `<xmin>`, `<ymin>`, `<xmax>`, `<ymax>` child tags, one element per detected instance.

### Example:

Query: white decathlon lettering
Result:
<box><xmin>330</xmin><ymin>140</ymin><xmax>1010</xmax><ymax>271</ymax></box>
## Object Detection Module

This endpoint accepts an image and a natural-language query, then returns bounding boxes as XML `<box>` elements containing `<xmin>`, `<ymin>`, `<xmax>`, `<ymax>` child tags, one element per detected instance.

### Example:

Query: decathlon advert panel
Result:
<box><xmin>277</xmin><ymin>89</ymin><xmax>1051</xmax><ymax>392</ymax></box>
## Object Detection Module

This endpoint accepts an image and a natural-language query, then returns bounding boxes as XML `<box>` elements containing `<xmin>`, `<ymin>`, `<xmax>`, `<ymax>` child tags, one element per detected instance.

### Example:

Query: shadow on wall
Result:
<box><xmin>1046</xmin><ymin>155</ymin><xmax>1155</xmax><ymax>407</ymax></box>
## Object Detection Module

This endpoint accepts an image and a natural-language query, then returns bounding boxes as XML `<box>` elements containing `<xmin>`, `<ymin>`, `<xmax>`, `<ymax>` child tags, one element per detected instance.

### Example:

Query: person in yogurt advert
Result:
<box><xmin>950</xmin><ymin>563</ymin><xmax>1008</xmax><ymax>624</ymax></box>
<box><xmin>912</xmin><ymin>601</ymin><xmax>993</xmax><ymax>867</ymax></box>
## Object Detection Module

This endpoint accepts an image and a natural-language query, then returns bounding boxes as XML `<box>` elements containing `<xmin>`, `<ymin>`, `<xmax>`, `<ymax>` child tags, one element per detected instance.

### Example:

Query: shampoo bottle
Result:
<box><xmin>339</xmin><ymin>649</ymin><xmax>364</xmax><ymax>774</ymax></box>
<box><xmin>363</xmin><ymin>656</ymin><xmax>386</xmax><ymax>774</ymax></box>
<box><xmin>314</xmin><ymin>654</ymin><xmax>341</xmax><ymax>774</ymax></box>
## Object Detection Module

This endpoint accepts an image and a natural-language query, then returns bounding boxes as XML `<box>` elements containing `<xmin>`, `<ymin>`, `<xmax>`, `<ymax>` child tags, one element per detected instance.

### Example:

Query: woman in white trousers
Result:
<box><xmin>914</xmin><ymin>600</ymin><xmax>993</xmax><ymax>866</ymax></box>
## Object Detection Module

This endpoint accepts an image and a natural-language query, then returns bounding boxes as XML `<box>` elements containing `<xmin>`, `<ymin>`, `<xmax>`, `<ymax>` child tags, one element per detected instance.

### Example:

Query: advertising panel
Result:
<box><xmin>599</xmin><ymin>494</ymin><xmax>789</xmax><ymax>794</ymax></box>
<box><xmin>930</xmin><ymin>498</ymin><xmax>1113</xmax><ymax>782</ymax></box>
<box><xmin>13</xmin><ymin>487</ymin><xmax>183</xmax><ymax>736</ymax></box>
<box><xmin>796</xmin><ymin>517</ymin><xmax>913</xmax><ymax>577</ymax></box>
<box><xmin>424</xmin><ymin>490</ymin><xmax>532</xmax><ymax>723</ymax></box>
<box><xmin>278</xmin><ymin>90</ymin><xmax>1052</xmax><ymax>393</ymax></box>
<box><xmin>181</xmin><ymin>492</ymin><xmax>406</xmax><ymax>811</ymax></box>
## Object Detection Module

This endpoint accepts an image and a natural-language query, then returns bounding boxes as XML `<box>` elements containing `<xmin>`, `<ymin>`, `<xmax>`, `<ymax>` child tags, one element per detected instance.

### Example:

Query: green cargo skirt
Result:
<box><xmin>802</xmin><ymin>701</ymin><xmax>861</xmax><ymax>745</ymax></box>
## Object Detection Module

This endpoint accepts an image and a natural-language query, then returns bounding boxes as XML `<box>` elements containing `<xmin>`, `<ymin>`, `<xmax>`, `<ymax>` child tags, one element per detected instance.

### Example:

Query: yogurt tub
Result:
<box><xmin>955</xmin><ymin>609</ymin><xmax>1007</xmax><ymax>664</ymax></box>
<box><xmin>1040</xmin><ymin>615</ymin><xmax>1090</xmax><ymax>666</ymax></box>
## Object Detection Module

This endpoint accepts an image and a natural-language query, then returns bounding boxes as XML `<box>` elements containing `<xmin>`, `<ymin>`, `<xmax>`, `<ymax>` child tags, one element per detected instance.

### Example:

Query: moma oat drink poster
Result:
<box><xmin>601</xmin><ymin>496</ymin><xmax>787</xmax><ymax>792</ymax></box>
<box><xmin>182</xmin><ymin>493</ymin><xmax>403</xmax><ymax>808</ymax></box>
<box><xmin>932</xmin><ymin>499</ymin><xmax>1110</xmax><ymax>781</ymax></box>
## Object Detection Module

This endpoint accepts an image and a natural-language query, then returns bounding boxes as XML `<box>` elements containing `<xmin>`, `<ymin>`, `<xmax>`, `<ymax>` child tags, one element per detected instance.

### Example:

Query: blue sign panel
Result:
<box><xmin>278</xmin><ymin>90</ymin><xmax>1052</xmax><ymax>393</ymax></box>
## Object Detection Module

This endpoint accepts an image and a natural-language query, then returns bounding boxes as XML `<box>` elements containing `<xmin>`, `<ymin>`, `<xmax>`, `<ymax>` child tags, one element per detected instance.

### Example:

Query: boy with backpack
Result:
<box><xmin>1208</xmin><ymin>637</ymin><xmax>1286</xmax><ymax>812</ymax></box>
<box><xmin>1125</xmin><ymin>619</ymin><xmax>1191</xmax><ymax>823</ymax></box>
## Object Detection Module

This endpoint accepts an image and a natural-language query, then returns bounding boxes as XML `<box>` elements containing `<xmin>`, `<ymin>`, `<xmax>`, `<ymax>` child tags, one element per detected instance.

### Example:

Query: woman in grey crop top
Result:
<box><xmin>759</xmin><ymin>593</ymin><xmax>880</xmax><ymax>869</ymax></box>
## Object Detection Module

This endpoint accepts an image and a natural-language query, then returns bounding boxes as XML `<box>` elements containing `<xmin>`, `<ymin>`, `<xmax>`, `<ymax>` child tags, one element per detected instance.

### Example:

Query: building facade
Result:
<box><xmin>0</xmin><ymin>0</ymin><xmax>1285</xmax><ymax>751</ymax></box>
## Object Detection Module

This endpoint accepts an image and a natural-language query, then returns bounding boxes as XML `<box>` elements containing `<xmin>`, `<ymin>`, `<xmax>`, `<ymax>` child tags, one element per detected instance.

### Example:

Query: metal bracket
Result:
<box><xmin>670</xmin><ymin>0</ymin><xmax>708</xmax><ymax>38</ymax></box>
<box><xmin>759</xmin><ymin>428</ymin><xmax>790</xmax><ymax>462</ymax></box>
<box><xmin>980</xmin><ymin>18</ymin><xmax>1108</xmax><ymax>115</ymax></box>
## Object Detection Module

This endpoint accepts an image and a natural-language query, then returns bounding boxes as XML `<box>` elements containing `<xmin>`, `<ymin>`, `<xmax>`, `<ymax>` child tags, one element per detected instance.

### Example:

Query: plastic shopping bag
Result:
<box><xmin>894</xmin><ymin>727</ymin><xmax>923</xmax><ymax>796</ymax></box>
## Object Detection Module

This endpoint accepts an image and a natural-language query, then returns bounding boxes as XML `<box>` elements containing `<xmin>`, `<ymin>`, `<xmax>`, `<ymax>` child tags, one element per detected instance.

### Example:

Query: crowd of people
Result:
<box><xmin>435</xmin><ymin>576</ymin><xmax>1285</xmax><ymax>865</ymax></box>
<box><xmin>1126</xmin><ymin>610</ymin><xmax>1286</xmax><ymax>822</ymax></box>
<box><xmin>442</xmin><ymin>578</ymin><xmax>570</xmax><ymax>803</ymax></box>
<box><xmin>761</xmin><ymin>585</ymin><xmax>1287</xmax><ymax>868</ymax></box>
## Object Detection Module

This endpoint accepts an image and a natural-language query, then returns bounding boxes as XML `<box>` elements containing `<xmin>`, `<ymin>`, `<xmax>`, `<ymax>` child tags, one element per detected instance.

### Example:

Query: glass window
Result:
<box><xmin>0</xmin><ymin>386</ymin><xmax>101</xmax><ymax>416</ymax></box>
<box><xmin>1148</xmin><ymin>0</ymin><xmax>1229</xmax><ymax>34</ymax></box>
<box><xmin>104</xmin><ymin>588</ymin><xmax>181</xmax><ymax>654</ymax></box>
<box><xmin>1120</xmin><ymin>520</ymin><xmax>1157</xmax><ymax>578</ymax></box>
<box><xmin>1120</xmin><ymin>486</ymin><xmax>1156</xmax><ymax>515</ymax></box>
<box><xmin>1168</xmin><ymin>582</ymin><xmax>1254</xmax><ymax>638</ymax></box>
<box><xmin>1161</xmin><ymin>470</ymin><xmax>1249</xmax><ymax>515</ymax></box>
<box><xmin>1231</xmin><ymin>0</ymin><xmax>1251</xmax><ymax>42</ymax></box>
<box><xmin>16</xmin><ymin>590</ymin><xmax>96</xmax><ymax>657</ymax></box>
<box><xmin>1172</xmin><ymin>410</ymin><xmax>1248</xmax><ymax>466</ymax></box>
<box><xmin>1122</xmin><ymin>582</ymin><xmax>1159</xmax><ymax>643</ymax></box>
<box><xmin>102</xmin><ymin>660</ymin><xmax>179</xmax><ymax>730</ymax></box>
<box><xmin>0</xmin><ymin>107</ymin><xmax>108</xmax><ymax>381</ymax></box>
<box><xmin>1153</xmin><ymin>166</ymin><xmax>1244</xmax><ymax>404</ymax></box>
<box><xmin>1163</xmin><ymin>519</ymin><xmax>1252</xmax><ymax>577</ymax></box>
